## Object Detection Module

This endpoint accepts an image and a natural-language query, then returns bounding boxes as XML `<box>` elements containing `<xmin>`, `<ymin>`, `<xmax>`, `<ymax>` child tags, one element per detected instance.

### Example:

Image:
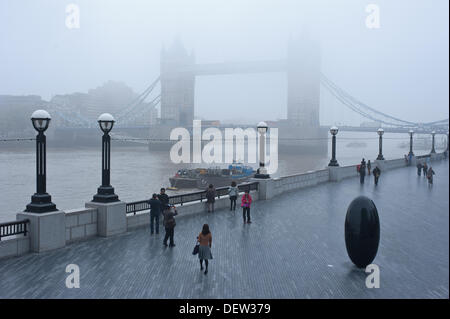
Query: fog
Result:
<box><xmin>0</xmin><ymin>0</ymin><xmax>448</xmax><ymax>125</ymax></box>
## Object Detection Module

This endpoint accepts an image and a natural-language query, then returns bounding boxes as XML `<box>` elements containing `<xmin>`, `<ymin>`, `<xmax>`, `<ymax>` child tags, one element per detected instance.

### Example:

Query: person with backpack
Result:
<box><xmin>423</xmin><ymin>162</ymin><xmax>428</xmax><ymax>177</ymax></box>
<box><xmin>205</xmin><ymin>184</ymin><xmax>216</xmax><ymax>213</ymax></box>
<box><xmin>197</xmin><ymin>224</ymin><xmax>213</xmax><ymax>275</ymax></box>
<box><xmin>373</xmin><ymin>166</ymin><xmax>381</xmax><ymax>185</ymax></box>
<box><xmin>416</xmin><ymin>162</ymin><xmax>423</xmax><ymax>176</ymax></box>
<box><xmin>427</xmin><ymin>166</ymin><xmax>435</xmax><ymax>185</ymax></box>
<box><xmin>163</xmin><ymin>205</ymin><xmax>178</xmax><ymax>247</ymax></box>
<box><xmin>228</xmin><ymin>181</ymin><xmax>239</xmax><ymax>212</ymax></box>
<box><xmin>241</xmin><ymin>190</ymin><xmax>252</xmax><ymax>224</ymax></box>
<box><xmin>148</xmin><ymin>193</ymin><xmax>162</xmax><ymax>235</ymax></box>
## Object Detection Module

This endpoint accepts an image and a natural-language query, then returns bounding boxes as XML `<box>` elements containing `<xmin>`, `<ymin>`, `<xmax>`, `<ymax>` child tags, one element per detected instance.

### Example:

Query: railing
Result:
<box><xmin>0</xmin><ymin>219</ymin><xmax>29</xmax><ymax>241</ymax></box>
<box><xmin>126</xmin><ymin>181</ymin><xmax>259</xmax><ymax>215</ymax></box>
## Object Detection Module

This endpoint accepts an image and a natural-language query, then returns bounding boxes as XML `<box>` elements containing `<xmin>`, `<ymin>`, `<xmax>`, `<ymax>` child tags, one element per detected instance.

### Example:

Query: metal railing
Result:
<box><xmin>0</xmin><ymin>219</ymin><xmax>29</xmax><ymax>241</ymax></box>
<box><xmin>126</xmin><ymin>181</ymin><xmax>259</xmax><ymax>215</ymax></box>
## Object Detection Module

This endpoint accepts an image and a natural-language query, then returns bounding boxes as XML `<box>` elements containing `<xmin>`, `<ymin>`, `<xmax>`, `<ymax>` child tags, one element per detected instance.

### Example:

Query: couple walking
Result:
<box><xmin>148</xmin><ymin>188</ymin><xmax>178</xmax><ymax>247</ymax></box>
<box><xmin>228</xmin><ymin>181</ymin><xmax>252</xmax><ymax>224</ymax></box>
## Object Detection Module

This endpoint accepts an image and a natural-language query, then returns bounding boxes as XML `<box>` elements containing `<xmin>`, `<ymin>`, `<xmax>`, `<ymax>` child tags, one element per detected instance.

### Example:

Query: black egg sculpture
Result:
<box><xmin>345</xmin><ymin>196</ymin><xmax>380</xmax><ymax>268</ymax></box>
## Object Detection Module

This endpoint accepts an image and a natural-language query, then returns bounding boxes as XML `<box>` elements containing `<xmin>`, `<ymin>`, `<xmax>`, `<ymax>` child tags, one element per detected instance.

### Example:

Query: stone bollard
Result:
<box><xmin>85</xmin><ymin>201</ymin><xmax>126</xmax><ymax>237</ymax></box>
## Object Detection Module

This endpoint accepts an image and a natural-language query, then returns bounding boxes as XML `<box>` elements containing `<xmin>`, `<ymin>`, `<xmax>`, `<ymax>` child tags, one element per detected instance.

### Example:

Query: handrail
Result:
<box><xmin>126</xmin><ymin>181</ymin><xmax>259</xmax><ymax>215</ymax></box>
<box><xmin>0</xmin><ymin>219</ymin><xmax>30</xmax><ymax>241</ymax></box>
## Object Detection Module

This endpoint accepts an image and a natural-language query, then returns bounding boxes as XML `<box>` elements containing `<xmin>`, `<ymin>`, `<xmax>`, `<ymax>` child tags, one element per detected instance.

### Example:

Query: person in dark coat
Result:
<box><xmin>205</xmin><ymin>184</ymin><xmax>216</xmax><ymax>213</ymax></box>
<box><xmin>416</xmin><ymin>162</ymin><xmax>423</xmax><ymax>176</ymax></box>
<box><xmin>157</xmin><ymin>188</ymin><xmax>170</xmax><ymax>207</ymax></box>
<box><xmin>423</xmin><ymin>162</ymin><xmax>428</xmax><ymax>177</ymax></box>
<box><xmin>427</xmin><ymin>166</ymin><xmax>435</xmax><ymax>185</ymax></box>
<box><xmin>373</xmin><ymin>166</ymin><xmax>381</xmax><ymax>185</ymax></box>
<box><xmin>163</xmin><ymin>205</ymin><xmax>178</xmax><ymax>247</ymax></box>
<box><xmin>148</xmin><ymin>193</ymin><xmax>162</xmax><ymax>235</ymax></box>
<box><xmin>359</xmin><ymin>159</ymin><xmax>366</xmax><ymax>184</ymax></box>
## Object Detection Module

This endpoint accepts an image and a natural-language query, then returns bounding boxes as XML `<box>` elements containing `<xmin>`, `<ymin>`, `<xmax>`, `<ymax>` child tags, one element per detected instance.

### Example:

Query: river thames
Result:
<box><xmin>0</xmin><ymin>131</ymin><xmax>444</xmax><ymax>222</ymax></box>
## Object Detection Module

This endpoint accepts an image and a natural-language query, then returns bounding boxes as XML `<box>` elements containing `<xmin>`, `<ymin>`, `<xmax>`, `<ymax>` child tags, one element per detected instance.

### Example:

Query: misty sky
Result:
<box><xmin>0</xmin><ymin>0</ymin><xmax>448</xmax><ymax>124</ymax></box>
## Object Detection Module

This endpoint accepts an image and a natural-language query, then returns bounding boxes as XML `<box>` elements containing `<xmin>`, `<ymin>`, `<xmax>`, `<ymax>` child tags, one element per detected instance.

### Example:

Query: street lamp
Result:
<box><xmin>430</xmin><ymin>131</ymin><xmax>436</xmax><ymax>154</ymax></box>
<box><xmin>254</xmin><ymin>121</ymin><xmax>270</xmax><ymax>179</ymax></box>
<box><xmin>376</xmin><ymin>128</ymin><xmax>385</xmax><ymax>160</ymax></box>
<box><xmin>328</xmin><ymin>126</ymin><xmax>339</xmax><ymax>167</ymax></box>
<box><xmin>25</xmin><ymin>110</ymin><xmax>57</xmax><ymax>213</ymax></box>
<box><xmin>92</xmin><ymin>113</ymin><xmax>119</xmax><ymax>202</ymax></box>
<box><xmin>408</xmin><ymin>130</ymin><xmax>414</xmax><ymax>157</ymax></box>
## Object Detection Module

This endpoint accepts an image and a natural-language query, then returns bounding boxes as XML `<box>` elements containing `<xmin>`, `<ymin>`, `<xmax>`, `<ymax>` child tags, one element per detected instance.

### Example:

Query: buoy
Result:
<box><xmin>345</xmin><ymin>196</ymin><xmax>380</xmax><ymax>268</ymax></box>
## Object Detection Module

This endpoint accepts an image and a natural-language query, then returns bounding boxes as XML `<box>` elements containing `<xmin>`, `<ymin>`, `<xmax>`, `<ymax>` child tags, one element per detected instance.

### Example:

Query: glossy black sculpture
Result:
<box><xmin>345</xmin><ymin>196</ymin><xmax>380</xmax><ymax>268</ymax></box>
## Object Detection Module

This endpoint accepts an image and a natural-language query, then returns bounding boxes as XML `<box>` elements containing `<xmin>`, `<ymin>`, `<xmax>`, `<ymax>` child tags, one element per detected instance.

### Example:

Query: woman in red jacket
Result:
<box><xmin>241</xmin><ymin>190</ymin><xmax>252</xmax><ymax>224</ymax></box>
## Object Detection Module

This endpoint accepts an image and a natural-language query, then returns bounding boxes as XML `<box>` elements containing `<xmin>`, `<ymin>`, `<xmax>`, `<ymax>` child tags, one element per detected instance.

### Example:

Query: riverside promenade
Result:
<box><xmin>0</xmin><ymin>159</ymin><xmax>448</xmax><ymax>299</ymax></box>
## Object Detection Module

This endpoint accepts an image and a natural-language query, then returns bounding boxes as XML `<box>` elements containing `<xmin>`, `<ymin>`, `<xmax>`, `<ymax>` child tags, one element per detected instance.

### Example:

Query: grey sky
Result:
<box><xmin>0</xmin><ymin>0</ymin><xmax>448</xmax><ymax>124</ymax></box>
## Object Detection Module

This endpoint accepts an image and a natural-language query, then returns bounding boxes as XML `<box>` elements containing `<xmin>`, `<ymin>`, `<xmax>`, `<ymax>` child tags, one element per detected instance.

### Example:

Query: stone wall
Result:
<box><xmin>65</xmin><ymin>208</ymin><xmax>98</xmax><ymax>243</ymax></box>
<box><xmin>0</xmin><ymin>237</ymin><xmax>30</xmax><ymax>260</ymax></box>
<box><xmin>272</xmin><ymin>169</ymin><xmax>330</xmax><ymax>196</ymax></box>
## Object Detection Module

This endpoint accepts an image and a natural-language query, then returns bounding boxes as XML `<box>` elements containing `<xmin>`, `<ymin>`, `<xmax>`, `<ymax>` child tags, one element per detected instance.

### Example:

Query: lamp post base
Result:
<box><xmin>92</xmin><ymin>186</ymin><xmax>119</xmax><ymax>203</ymax></box>
<box><xmin>328</xmin><ymin>159</ymin><xmax>339</xmax><ymax>167</ymax></box>
<box><xmin>25</xmin><ymin>193</ymin><xmax>57</xmax><ymax>213</ymax></box>
<box><xmin>376</xmin><ymin>155</ymin><xmax>385</xmax><ymax>160</ymax></box>
<box><xmin>254</xmin><ymin>173</ymin><xmax>270</xmax><ymax>179</ymax></box>
<box><xmin>408</xmin><ymin>152</ymin><xmax>414</xmax><ymax>157</ymax></box>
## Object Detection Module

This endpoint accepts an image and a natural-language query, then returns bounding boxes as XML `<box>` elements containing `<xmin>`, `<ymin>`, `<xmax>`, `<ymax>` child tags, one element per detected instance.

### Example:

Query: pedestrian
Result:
<box><xmin>163</xmin><ymin>205</ymin><xmax>178</xmax><ymax>247</ymax></box>
<box><xmin>228</xmin><ymin>181</ymin><xmax>239</xmax><ymax>212</ymax></box>
<box><xmin>427</xmin><ymin>166</ymin><xmax>435</xmax><ymax>185</ymax></box>
<box><xmin>373</xmin><ymin>166</ymin><xmax>381</xmax><ymax>185</ymax></box>
<box><xmin>359</xmin><ymin>159</ymin><xmax>366</xmax><ymax>184</ymax></box>
<box><xmin>423</xmin><ymin>162</ymin><xmax>428</xmax><ymax>177</ymax></box>
<box><xmin>206</xmin><ymin>184</ymin><xmax>216</xmax><ymax>213</ymax></box>
<box><xmin>197</xmin><ymin>224</ymin><xmax>213</xmax><ymax>275</ymax></box>
<box><xmin>158</xmin><ymin>188</ymin><xmax>170</xmax><ymax>207</ymax></box>
<box><xmin>241</xmin><ymin>189</ymin><xmax>252</xmax><ymax>224</ymax></box>
<box><xmin>416</xmin><ymin>162</ymin><xmax>423</xmax><ymax>176</ymax></box>
<box><xmin>367</xmin><ymin>160</ymin><xmax>372</xmax><ymax>175</ymax></box>
<box><xmin>148</xmin><ymin>193</ymin><xmax>162</xmax><ymax>235</ymax></box>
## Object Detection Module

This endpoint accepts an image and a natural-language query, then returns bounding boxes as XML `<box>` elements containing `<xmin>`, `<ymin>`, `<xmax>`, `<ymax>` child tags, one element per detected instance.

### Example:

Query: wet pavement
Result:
<box><xmin>0</xmin><ymin>159</ymin><xmax>448</xmax><ymax>298</ymax></box>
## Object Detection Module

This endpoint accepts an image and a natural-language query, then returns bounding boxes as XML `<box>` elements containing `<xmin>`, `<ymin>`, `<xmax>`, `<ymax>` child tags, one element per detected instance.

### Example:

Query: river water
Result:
<box><xmin>0</xmin><ymin>131</ymin><xmax>444</xmax><ymax>222</ymax></box>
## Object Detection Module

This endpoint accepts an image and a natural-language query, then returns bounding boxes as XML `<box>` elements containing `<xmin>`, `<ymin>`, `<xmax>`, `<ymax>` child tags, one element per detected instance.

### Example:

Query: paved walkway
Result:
<box><xmin>0</xmin><ymin>160</ymin><xmax>448</xmax><ymax>299</ymax></box>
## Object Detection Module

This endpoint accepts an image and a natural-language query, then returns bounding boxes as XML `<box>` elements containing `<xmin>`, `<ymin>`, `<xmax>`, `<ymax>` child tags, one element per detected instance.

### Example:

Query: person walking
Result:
<box><xmin>228</xmin><ymin>181</ymin><xmax>239</xmax><ymax>212</ymax></box>
<box><xmin>423</xmin><ymin>162</ymin><xmax>428</xmax><ymax>177</ymax></box>
<box><xmin>373</xmin><ymin>166</ymin><xmax>381</xmax><ymax>185</ymax></box>
<box><xmin>241</xmin><ymin>190</ymin><xmax>252</xmax><ymax>224</ymax></box>
<box><xmin>416</xmin><ymin>162</ymin><xmax>423</xmax><ymax>176</ymax></box>
<box><xmin>148</xmin><ymin>193</ymin><xmax>162</xmax><ymax>235</ymax></box>
<box><xmin>359</xmin><ymin>159</ymin><xmax>366</xmax><ymax>184</ymax></box>
<box><xmin>197</xmin><ymin>224</ymin><xmax>213</xmax><ymax>275</ymax></box>
<box><xmin>206</xmin><ymin>184</ymin><xmax>216</xmax><ymax>213</ymax></box>
<box><xmin>367</xmin><ymin>160</ymin><xmax>372</xmax><ymax>176</ymax></box>
<box><xmin>158</xmin><ymin>188</ymin><xmax>170</xmax><ymax>207</ymax></box>
<box><xmin>427</xmin><ymin>166</ymin><xmax>435</xmax><ymax>185</ymax></box>
<box><xmin>163</xmin><ymin>205</ymin><xmax>178</xmax><ymax>247</ymax></box>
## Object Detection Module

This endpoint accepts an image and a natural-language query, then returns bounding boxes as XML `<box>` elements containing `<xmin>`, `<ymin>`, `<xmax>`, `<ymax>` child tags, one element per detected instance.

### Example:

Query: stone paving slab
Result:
<box><xmin>0</xmin><ymin>160</ymin><xmax>448</xmax><ymax>298</ymax></box>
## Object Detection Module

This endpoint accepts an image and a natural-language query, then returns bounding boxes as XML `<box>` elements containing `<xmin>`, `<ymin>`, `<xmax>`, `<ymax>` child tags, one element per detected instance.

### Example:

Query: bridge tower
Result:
<box><xmin>287</xmin><ymin>34</ymin><xmax>321</xmax><ymax>128</ymax></box>
<box><xmin>160</xmin><ymin>38</ymin><xmax>196</xmax><ymax>126</ymax></box>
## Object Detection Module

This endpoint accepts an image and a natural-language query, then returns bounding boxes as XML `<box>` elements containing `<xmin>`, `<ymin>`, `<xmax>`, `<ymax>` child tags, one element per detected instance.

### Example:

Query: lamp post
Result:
<box><xmin>430</xmin><ymin>131</ymin><xmax>436</xmax><ymax>154</ymax></box>
<box><xmin>328</xmin><ymin>126</ymin><xmax>339</xmax><ymax>167</ymax></box>
<box><xmin>408</xmin><ymin>130</ymin><xmax>414</xmax><ymax>157</ymax></box>
<box><xmin>447</xmin><ymin>131</ymin><xmax>449</xmax><ymax>153</ymax></box>
<box><xmin>25</xmin><ymin>110</ymin><xmax>57</xmax><ymax>213</ymax></box>
<box><xmin>254</xmin><ymin>121</ymin><xmax>270</xmax><ymax>179</ymax></box>
<box><xmin>92</xmin><ymin>113</ymin><xmax>119</xmax><ymax>202</ymax></box>
<box><xmin>376</xmin><ymin>128</ymin><xmax>385</xmax><ymax>160</ymax></box>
